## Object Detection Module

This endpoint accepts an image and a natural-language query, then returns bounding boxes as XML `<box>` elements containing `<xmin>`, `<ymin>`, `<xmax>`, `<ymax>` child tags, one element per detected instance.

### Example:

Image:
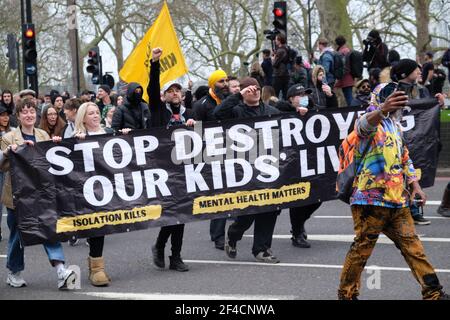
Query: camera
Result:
<box><xmin>363</xmin><ymin>36</ymin><xmax>375</xmax><ymax>46</ymax></box>
<box><xmin>264</xmin><ymin>29</ymin><xmax>280</xmax><ymax>41</ymax></box>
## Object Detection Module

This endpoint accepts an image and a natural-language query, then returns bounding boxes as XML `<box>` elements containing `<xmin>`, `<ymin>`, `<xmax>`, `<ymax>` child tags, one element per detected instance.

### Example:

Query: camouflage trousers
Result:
<box><xmin>338</xmin><ymin>205</ymin><xmax>443</xmax><ymax>300</ymax></box>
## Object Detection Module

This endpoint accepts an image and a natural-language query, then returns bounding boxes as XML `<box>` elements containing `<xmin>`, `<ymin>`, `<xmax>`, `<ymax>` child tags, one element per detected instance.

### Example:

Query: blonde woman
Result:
<box><xmin>73</xmin><ymin>102</ymin><xmax>114</xmax><ymax>286</ymax></box>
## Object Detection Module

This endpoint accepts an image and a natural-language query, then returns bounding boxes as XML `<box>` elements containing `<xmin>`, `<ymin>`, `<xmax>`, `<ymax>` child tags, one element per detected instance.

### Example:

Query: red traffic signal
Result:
<box><xmin>86</xmin><ymin>46</ymin><xmax>101</xmax><ymax>84</ymax></box>
<box><xmin>273</xmin><ymin>8</ymin><xmax>284</xmax><ymax>17</ymax></box>
<box><xmin>272</xmin><ymin>1</ymin><xmax>287</xmax><ymax>38</ymax></box>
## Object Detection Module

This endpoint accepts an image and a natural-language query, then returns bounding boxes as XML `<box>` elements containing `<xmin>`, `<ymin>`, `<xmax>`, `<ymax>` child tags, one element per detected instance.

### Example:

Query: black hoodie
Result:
<box><xmin>111</xmin><ymin>82</ymin><xmax>151</xmax><ymax>132</ymax></box>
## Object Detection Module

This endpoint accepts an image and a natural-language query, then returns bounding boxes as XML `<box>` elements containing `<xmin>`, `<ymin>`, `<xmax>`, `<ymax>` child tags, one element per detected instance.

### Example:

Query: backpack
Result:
<box><xmin>284</xmin><ymin>46</ymin><xmax>298</xmax><ymax>72</ymax></box>
<box><xmin>441</xmin><ymin>49</ymin><xmax>450</xmax><ymax>69</ymax></box>
<box><xmin>328</xmin><ymin>51</ymin><xmax>345</xmax><ymax>80</ymax></box>
<box><xmin>336</xmin><ymin>131</ymin><xmax>373</xmax><ymax>203</ymax></box>
<box><xmin>347</xmin><ymin>50</ymin><xmax>364</xmax><ymax>79</ymax></box>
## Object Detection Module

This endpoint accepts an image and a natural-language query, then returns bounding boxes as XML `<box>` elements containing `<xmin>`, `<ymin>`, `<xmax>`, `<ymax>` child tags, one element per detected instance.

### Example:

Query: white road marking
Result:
<box><xmin>183</xmin><ymin>259</ymin><xmax>450</xmax><ymax>273</ymax></box>
<box><xmin>244</xmin><ymin>234</ymin><xmax>450</xmax><ymax>244</ymax></box>
<box><xmin>0</xmin><ymin>255</ymin><xmax>6</xmax><ymax>258</ymax></box>
<box><xmin>77</xmin><ymin>292</ymin><xmax>296</xmax><ymax>300</ymax></box>
<box><xmin>426</xmin><ymin>201</ymin><xmax>442</xmax><ymax>206</ymax></box>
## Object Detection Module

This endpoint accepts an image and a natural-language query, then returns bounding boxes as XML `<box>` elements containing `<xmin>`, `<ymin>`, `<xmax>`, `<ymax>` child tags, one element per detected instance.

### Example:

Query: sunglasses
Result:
<box><xmin>360</xmin><ymin>85</ymin><xmax>370</xmax><ymax>90</ymax></box>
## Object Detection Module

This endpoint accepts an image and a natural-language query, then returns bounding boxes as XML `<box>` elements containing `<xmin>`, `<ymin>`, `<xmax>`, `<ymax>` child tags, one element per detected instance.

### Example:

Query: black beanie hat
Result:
<box><xmin>391</xmin><ymin>59</ymin><xmax>418</xmax><ymax>81</ymax></box>
<box><xmin>99</xmin><ymin>84</ymin><xmax>111</xmax><ymax>95</ymax></box>
<box><xmin>368</xmin><ymin>29</ymin><xmax>380</xmax><ymax>40</ymax></box>
<box><xmin>51</xmin><ymin>93</ymin><xmax>62</xmax><ymax>105</ymax></box>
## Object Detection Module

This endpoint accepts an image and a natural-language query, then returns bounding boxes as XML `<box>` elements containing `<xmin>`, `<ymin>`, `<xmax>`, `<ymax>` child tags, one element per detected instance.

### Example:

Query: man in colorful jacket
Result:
<box><xmin>337</xmin><ymin>82</ymin><xmax>449</xmax><ymax>300</ymax></box>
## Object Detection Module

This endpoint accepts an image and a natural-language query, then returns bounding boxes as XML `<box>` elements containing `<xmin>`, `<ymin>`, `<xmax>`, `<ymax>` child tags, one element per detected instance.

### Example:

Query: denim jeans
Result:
<box><xmin>6</xmin><ymin>208</ymin><xmax>65</xmax><ymax>273</ymax></box>
<box><xmin>410</xmin><ymin>204</ymin><xmax>423</xmax><ymax>218</ymax></box>
<box><xmin>342</xmin><ymin>86</ymin><xmax>354</xmax><ymax>106</ymax></box>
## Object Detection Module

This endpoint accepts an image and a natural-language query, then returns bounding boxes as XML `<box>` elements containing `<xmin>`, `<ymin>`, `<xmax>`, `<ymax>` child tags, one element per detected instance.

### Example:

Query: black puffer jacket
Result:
<box><xmin>111</xmin><ymin>82</ymin><xmax>151</xmax><ymax>131</ymax></box>
<box><xmin>193</xmin><ymin>93</ymin><xmax>218</xmax><ymax>122</ymax></box>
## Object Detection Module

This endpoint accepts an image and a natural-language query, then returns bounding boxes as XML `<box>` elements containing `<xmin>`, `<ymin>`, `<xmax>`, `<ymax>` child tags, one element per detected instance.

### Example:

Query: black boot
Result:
<box><xmin>152</xmin><ymin>245</ymin><xmax>165</xmax><ymax>269</ymax></box>
<box><xmin>169</xmin><ymin>255</ymin><xmax>189</xmax><ymax>272</ymax></box>
<box><xmin>291</xmin><ymin>234</ymin><xmax>311</xmax><ymax>248</ymax></box>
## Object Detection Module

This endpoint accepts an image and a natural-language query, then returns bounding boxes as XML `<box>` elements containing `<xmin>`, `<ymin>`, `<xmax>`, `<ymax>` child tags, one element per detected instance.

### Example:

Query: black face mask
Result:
<box><xmin>128</xmin><ymin>91</ymin><xmax>143</xmax><ymax>104</ymax></box>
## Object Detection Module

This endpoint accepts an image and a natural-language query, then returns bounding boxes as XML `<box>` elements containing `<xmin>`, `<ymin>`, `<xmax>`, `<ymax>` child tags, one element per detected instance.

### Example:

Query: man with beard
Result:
<box><xmin>350</xmin><ymin>79</ymin><xmax>372</xmax><ymax>108</ymax></box>
<box><xmin>193</xmin><ymin>69</ymin><xmax>230</xmax><ymax>250</ymax></box>
<box><xmin>337</xmin><ymin>80</ymin><xmax>449</xmax><ymax>300</ymax></box>
<box><xmin>193</xmin><ymin>69</ymin><xmax>229</xmax><ymax>122</ymax></box>
<box><xmin>147</xmin><ymin>47</ymin><xmax>195</xmax><ymax>272</ymax></box>
<box><xmin>374</xmin><ymin>59</ymin><xmax>445</xmax><ymax>226</ymax></box>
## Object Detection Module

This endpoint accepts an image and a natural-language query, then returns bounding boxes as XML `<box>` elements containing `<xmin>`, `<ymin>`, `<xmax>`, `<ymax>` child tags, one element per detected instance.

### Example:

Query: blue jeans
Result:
<box><xmin>342</xmin><ymin>86</ymin><xmax>354</xmax><ymax>106</ymax></box>
<box><xmin>410</xmin><ymin>204</ymin><xmax>423</xmax><ymax>218</ymax></box>
<box><xmin>210</xmin><ymin>218</ymin><xmax>227</xmax><ymax>242</ymax></box>
<box><xmin>6</xmin><ymin>208</ymin><xmax>65</xmax><ymax>273</ymax></box>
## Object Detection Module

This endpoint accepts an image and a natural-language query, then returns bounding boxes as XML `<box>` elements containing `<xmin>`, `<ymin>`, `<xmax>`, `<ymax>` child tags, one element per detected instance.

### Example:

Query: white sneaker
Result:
<box><xmin>6</xmin><ymin>271</ymin><xmax>27</xmax><ymax>288</ymax></box>
<box><xmin>57</xmin><ymin>268</ymin><xmax>77</xmax><ymax>290</ymax></box>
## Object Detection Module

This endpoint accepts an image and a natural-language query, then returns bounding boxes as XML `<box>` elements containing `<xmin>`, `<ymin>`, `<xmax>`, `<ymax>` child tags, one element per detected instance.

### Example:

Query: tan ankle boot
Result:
<box><xmin>88</xmin><ymin>256</ymin><xmax>111</xmax><ymax>286</ymax></box>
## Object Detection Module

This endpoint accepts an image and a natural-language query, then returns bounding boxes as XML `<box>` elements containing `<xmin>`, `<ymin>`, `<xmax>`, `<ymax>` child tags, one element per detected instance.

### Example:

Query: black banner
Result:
<box><xmin>402</xmin><ymin>102</ymin><xmax>441</xmax><ymax>188</ymax></box>
<box><xmin>10</xmin><ymin>104</ymin><xmax>439</xmax><ymax>245</ymax></box>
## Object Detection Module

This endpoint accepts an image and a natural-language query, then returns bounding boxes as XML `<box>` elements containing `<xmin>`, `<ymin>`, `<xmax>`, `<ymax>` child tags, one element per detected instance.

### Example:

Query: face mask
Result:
<box><xmin>299</xmin><ymin>96</ymin><xmax>309</xmax><ymax>107</ymax></box>
<box><xmin>129</xmin><ymin>89</ymin><xmax>143</xmax><ymax>104</ymax></box>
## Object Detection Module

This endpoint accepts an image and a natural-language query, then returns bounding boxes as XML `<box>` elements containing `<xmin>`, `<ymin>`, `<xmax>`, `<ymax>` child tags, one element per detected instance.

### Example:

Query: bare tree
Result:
<box><xmin>170</xmin><ymin>0</ymin><xmax>270</xmax><ymax>79</ymax></box>
<box><xmin>316</xmin><ymin>0</ymin><xmax>352</xmax><ymax>46</ymax></box>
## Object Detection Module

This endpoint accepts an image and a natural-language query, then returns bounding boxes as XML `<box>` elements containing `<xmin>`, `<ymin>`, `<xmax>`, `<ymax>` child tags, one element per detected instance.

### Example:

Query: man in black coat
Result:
<box><xmin>193</xmin><ymin>69</ymin><xmax>229</xmax><ymax>123</ymax></box>
<box><xmin>275</xmin><ymin>84</ymin><xmax>322</xmax><ymax>248</ymax></box>
<box><xmin>147</xmin><ymin>47</ymin><xmax>195</xmax><ymax>272</ymax></box>
<box><xmin>193</xmin><ymin>69</ymin><xmax>230</xmax><ymax>250</ymax></box>
<box><xmin>213</xmin><ymin>77</ymin><xmax>281</xmax><ymax>263</ymax></box>
<box><xmin>362</xmin><ymin>29</ymin><xmax>389</xmax><ymax>71</ymax></box>
<box><xmin>111</xmin><ymin>82</ymin><xmax>151</xmax><ymax>132</ymax></box>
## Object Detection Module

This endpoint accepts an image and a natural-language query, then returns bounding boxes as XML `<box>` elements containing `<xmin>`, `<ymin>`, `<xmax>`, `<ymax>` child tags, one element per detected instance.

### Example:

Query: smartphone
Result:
<box><xmin>379</xmin><ymin>82</ymin><xmax>397</xmax><ymax>103</ymax></box>
<box><xmin>396</xmin><ymin>82</ymin><xmax>412</xmax><ymax>96</ymax></box>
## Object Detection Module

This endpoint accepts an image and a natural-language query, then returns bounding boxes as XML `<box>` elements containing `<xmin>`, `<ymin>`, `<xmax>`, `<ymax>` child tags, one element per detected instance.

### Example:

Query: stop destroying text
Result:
<box><xmin>43</xmin><ymin>113</ymin><xmax>358</xmax><ymax>207</ymax></box>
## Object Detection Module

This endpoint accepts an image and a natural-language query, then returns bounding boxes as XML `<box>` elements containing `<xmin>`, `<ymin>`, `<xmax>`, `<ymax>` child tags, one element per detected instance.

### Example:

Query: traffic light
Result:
<box><xmin>6</xmin><ymin>33</ymin><xmax>18</xmax><ymax>70</ymax></box>
<box><xmin>86</xmin><ymin>46</ymin><xmax>102</xmax><ymax>85</ymax></box>
<box><xmin>272</xmin><ymin>1</ymin><xmax>287</xmax><ymax>39</ymax></box>
<box><xmin>22</xmin><ymin>23</ymin><xmax>37</xmax><ymax>76</ymax></box>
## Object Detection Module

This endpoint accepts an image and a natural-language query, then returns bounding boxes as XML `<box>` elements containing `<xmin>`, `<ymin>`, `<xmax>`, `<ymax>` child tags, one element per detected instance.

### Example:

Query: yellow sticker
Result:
<box><xmin>56</xmin><ymin>205</ymin><xmax>162</xmax><ymax>233</ymax></box>
<box><xmin>193</xmin><ymin>182</ymin><xmax>311</xmax><ymax>215</ymax></box>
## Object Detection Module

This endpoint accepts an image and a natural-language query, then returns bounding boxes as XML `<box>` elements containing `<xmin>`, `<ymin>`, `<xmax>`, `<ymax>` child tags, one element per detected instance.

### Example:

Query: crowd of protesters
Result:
<box><xmin>0</xmin><ymin>28</ymin><xmax>450</xmax><ymax>299</ymax></box>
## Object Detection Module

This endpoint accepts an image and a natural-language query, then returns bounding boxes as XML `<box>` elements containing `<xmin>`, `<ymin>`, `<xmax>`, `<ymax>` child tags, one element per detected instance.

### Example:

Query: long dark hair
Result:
<box><xmin>0</xmin><ymin>110</ymin><xmax>11</xmax><ymax>132</ymax></box>
<box><xmin>39</xmin><ymin>105</ymin><xmax>66</xmax><ymax>137</ymax></box>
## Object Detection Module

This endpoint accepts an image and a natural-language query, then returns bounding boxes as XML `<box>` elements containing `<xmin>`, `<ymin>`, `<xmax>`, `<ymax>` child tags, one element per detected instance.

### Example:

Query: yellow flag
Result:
<box><xmin>119</xmin><ymin>2</ymin><xmax>188</xmax><ymax>102</ymax></box>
